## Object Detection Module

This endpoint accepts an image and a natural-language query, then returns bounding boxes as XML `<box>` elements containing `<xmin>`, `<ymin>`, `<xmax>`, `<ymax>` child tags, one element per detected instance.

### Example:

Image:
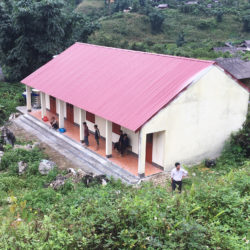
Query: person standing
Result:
<box><xmin>83</xmin><ymin>122</ymin><xmax>89</xmax><ymax>147</ymax></box>
<box><xmin>114</xmin><ymin>130</ymin><xmax>124</xmax><ymax>152</ymax></box>
<box><xmin>171</xmin><ymin>162</ymin><xmax>188</xmax><ymax>193</ymax></box>
<box><xmin>94</xmin><ymin>124</ymin><xmax>100</xmax><ymax>150</ymax></box>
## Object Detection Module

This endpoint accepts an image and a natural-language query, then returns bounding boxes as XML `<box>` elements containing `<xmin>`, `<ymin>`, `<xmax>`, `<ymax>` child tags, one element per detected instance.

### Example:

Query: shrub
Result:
<box><xmin>0</xmin><ymin>148</ymin><xmax>44</xmax><ymax>174</ymax></box>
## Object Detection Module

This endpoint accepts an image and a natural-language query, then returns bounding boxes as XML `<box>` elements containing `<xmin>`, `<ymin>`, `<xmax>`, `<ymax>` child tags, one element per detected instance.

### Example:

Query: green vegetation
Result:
<box><xmin>88</xmin><ymin>9</ymin><xmax>250</xmax><ymax>59</ymax></box>
<box><xmin>79</xmin><ymin>0</ymin><xmax>250</xmax><ymax>59</ymax></box>
<box><xmin>0</xmin><ymin>0</ymin><xmax>98</xmax><ymax>81</ymax></box>
<box><xmin>0</xmin><ymin>82</ymin><xmax>25</xmax><ymax>126</ymax></box>
<box><xmin>0</xmin><ymin>111</ymin><xmax>249</xmax><ymax>249</ymax></box>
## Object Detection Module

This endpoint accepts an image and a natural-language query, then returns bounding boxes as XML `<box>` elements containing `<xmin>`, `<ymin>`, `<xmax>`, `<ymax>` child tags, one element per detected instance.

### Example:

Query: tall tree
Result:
<box><xmin>0</xmin><ymin>0</ymin><xmax>98</xmax><ymax>81</ymax></box>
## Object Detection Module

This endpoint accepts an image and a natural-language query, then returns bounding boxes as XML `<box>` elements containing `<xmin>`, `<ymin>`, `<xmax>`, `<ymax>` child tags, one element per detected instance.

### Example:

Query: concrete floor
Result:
<box><xmin>30</xmin><ymin>109</ymin><xmax>162</xmax><ymax>177</ymax></box>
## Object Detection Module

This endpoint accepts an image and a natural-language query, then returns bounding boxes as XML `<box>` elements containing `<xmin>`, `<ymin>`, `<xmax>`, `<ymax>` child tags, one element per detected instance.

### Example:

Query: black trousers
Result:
<box><xmin>172</xmin><ymin>180</ymin><xmax>182</xmax><ymax>192</ymax></box>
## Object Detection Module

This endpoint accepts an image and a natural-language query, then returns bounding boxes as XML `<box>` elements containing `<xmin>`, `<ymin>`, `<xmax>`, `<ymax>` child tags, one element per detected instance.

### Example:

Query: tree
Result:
<box><xmin>0</xmin><ymin>0</ymin><xmax>98</xmax><ymax>81</ymax></box>
<box><xmin>148</xmin><ymin>10</ymin><xmax>165</xmax><ymax>32</ymax></box>
<box><xmin>243</xmin><ymin>14</ymin><xmax>250</xmax><ymax>32</ymax></box>
<box><xmin>216</xmin><ymin>10</ymin><xmax>223</xmax><ymax>23</ymax></box>
<box><xmin>176</xmin><ymin>31</ymin><xmax>185</xmax><ymax>47</ymax></box>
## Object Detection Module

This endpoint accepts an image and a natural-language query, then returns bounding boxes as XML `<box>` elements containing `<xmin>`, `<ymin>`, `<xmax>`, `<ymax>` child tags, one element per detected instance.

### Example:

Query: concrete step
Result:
<box><xmin>14</xmin><ymin>114</ymin><xmax>140</xmax><ymax>184</ymax></box>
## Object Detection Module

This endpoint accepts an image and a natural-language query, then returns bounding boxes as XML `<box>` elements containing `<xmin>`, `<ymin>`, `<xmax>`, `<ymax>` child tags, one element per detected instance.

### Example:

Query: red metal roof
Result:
<box><xmin>21</xmin><ymin>43</ymin><xmax>214</xmax><ymax>131</ymax></box>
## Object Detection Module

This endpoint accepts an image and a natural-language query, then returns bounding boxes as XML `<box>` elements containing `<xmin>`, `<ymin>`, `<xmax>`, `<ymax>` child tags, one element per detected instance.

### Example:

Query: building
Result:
<box><xmin>157</xmin><ymin>4</ymin><xmax>168</xmax><ymax>9</ymax></box>
<box><xmin>21</xmin><ymin>43</ymin><xmax>249</xmax><ymax>177</ymax></box>
<box><xmin>215</xmin><ymin>58</ymin><xmax>250</xmax><ymax>87</ymax></box>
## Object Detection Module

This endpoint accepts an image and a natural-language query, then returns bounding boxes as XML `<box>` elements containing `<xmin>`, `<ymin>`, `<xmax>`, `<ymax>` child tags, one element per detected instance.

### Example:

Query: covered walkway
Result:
<box><xmin>30</xmin><ymin>109</ymin><xmax>162</xmax><ymax>177</ymax></box>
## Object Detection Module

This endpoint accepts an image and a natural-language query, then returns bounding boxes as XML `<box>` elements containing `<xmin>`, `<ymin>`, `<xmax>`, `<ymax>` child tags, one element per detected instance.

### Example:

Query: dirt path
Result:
<box><xmin>8</xmin><ymin>121</ymin><xmax>81</xmax><ymax>171</ymax></box>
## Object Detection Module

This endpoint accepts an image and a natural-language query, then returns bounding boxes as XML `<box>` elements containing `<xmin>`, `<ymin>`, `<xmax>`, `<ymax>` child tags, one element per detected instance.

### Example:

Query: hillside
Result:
<box><xmin>79</xmin><ymin>1</ymin><xmax>250</xmax><ymax>59</ymax></box>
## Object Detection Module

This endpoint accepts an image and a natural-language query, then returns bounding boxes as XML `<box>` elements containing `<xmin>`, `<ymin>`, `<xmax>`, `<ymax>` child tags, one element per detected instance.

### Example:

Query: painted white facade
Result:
<box><xmin>139</xmin><ymin>65</ymin><xmax>249</xmax><ymax>172</ymax></box>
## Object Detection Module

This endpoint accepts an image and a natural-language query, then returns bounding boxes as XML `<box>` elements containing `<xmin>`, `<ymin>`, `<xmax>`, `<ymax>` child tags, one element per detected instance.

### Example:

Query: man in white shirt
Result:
<box><xmin>171</xmin><ymin>162</ymin><xmax>188</xmax><ymax>193</ymax></box>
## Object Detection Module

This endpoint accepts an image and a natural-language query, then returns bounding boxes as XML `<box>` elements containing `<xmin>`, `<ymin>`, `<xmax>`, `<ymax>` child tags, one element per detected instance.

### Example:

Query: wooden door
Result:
<box><xmin>146</xmin><ymin>133</ymin><xmax>153</xmax><ymax>163</ymax></box>
<box><xmin>66</xmin><ymin>103</ymin><xmax>74</xmax><ymax>124</ymax></box>
<box><xmin>50</xmin><ymin>96</ymin><xmax>56</xmax><ymax>114</ymax></box>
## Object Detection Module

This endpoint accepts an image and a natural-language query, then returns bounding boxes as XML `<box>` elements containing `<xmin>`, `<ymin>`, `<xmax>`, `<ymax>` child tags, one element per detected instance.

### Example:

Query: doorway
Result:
<box><xmin>146</xmin><ymin>133</ymin><xmax>153</xmax><ymax>163</ymax></box>
<box><xmin>66</xmin><ymin>103</ymin><xmax>74</xmax><ymax>124</ymax></box>
<box><xmin>49</xmin><ymin>96</ymin><xmax>56</xmax><ymax>114</ymax></box>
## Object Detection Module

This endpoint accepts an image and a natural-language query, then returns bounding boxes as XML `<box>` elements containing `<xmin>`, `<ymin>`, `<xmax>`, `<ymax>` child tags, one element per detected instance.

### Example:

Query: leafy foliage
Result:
<box><xmin>0</xmin><ymin>127</ymin><xmax>249</xmax><ymax>249</ymax></box>
<box><xmin>0</xmin><ymin>0</ymin><xmax>98</xmax><ymax>81</ymax></box>
<box><xmin>0</xmin><ymin>82</ymin><xmax>25</xmax><ymax>126</ymax></box>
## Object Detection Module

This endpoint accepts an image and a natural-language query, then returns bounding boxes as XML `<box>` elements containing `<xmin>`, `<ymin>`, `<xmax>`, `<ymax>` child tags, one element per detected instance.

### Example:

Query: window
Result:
<box><xmin>86</xmin><ymin>111</ymin><xmax>95</xmax><ymax>123</ymax></box>
<box><xmin>112</xmin><ymin>122</ymin><xmax>121</xmax><ymax>135</ymax></box>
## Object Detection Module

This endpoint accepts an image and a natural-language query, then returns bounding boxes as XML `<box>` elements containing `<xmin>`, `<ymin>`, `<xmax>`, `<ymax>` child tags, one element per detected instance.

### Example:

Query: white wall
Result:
<box><xmin>152</xmin><ymin>131</ymin><xmax>165</xmax><ymax>166</ymax></box>
<box><xmin>121</xmin><ymin>127</ymin><xmax>139</xmax><ymax>154</ymax></box>
<box><xmin>140</xmin><ymin>65</ymin><xmax>249</xmax><ymax>171</ymax></box>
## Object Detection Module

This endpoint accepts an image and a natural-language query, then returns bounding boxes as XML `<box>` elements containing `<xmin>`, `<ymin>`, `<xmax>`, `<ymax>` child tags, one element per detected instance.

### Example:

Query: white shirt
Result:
<box><xmin>171</xmin><ymin>167</ymin><xmax>188</xmax><ymax>181</ymax></box>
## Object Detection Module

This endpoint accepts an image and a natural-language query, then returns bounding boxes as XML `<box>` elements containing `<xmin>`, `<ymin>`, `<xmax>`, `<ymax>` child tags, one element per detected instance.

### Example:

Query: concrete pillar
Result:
<box><xmin>26</xmin><ymin>85</ymin><xmax>32</xmax><ymax>112</ymax></box>
<box><xmin>163</xmin><ymin>130</ymin><xmax>168</xmax><ymax>170</ymax></box>
<box><xmin>58</xmin><ymin>99</ymin><xmax>65</xmax><ymax>129</ymax></box>
<box><xmin>79</xmin><ymin>109</ymin><xmax>86</xmax><ymax>142</ymax></box>
<box><xmin>138</xmin><ymin>131</ymin><xmax>146</xmax><ymax>178</ymax></box>
<box><xmin>40</xmin><ymin>92</ymin><xmax>47</xmax><ymax>121</ymax></box>
<box><xmin>105</xmin><ymin>120</ymin><xmax>112</xmax><ymax>158</ymax></box>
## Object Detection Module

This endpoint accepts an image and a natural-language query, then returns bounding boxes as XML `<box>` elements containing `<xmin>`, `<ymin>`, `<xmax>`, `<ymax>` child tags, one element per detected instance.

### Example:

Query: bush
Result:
<box><xmin>0</xmin><ymin>148</ymin><xmax>44</xmax><ymax>174</ymax></box>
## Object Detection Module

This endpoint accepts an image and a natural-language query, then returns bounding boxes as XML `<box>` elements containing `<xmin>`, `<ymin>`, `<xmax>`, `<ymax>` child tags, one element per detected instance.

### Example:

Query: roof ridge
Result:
<box><xmin>75</xmin><ymin>42</ymin><xmax>215</xmax><ymax>64</ymax></box>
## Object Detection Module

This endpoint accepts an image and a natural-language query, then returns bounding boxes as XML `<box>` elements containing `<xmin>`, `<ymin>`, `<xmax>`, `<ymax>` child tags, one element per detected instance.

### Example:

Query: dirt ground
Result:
<box><xmin>7</xmin><ymin>121</ymin><xmax>171</xmax><ymax>186</ymax></box>
<box><xmin>8</xmin><ymin>121</ymin><xmax>80</xmax><ymax>171</ymax></box>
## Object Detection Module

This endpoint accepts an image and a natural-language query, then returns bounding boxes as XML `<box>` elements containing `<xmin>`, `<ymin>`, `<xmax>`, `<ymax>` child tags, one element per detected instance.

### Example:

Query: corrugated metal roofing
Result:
<box><xmin>21</xmin><ymin>42</ymin><xmax>214</xmax><ymax>131</ymax></box>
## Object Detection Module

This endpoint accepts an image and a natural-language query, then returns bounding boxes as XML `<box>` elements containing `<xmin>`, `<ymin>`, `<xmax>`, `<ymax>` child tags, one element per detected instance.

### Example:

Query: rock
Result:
<box><xmin>0</xmin><ymin>151</ymin><xmax>4</xmax><ymax>163</ymax></box>
<box><xmin>18</xmin><ymin>161</ymin><xmax>28</xmax><ymax>175</ymax></box>
<box><xmin>205</xmin><ymin>159</ymin><xmax>216</xmax><ymax>168</ymax></box>
<box><xmin>82</xmin><ymin>173</ymin><xmax>109</xmax><ymax>187</ymax></box>
<box><xmin>32</xmin><ymin>142</ymin><xmax>41</xmax><ymax>149</ymax></box>
<box><xmin>77</xmin><ymin>169</ymin><xmax>86</xmax><ymax>178</ymax></box>
<box><xmin>1</xmin><ymin>127</ymin><xmax>16</xmax><ymax>146</ymax></box>
<box><xmin>0</xmin><ymin>143</ymin><xmax>4</xmax><ymax>151</ymax></box>
<box><xmin>38</xmin><ymin>159</ymin><xmax>56</xmax><ymax>175</ymax></box>
<box><xmin>8</xmin><ymin>112</ymin><xmax>20</xmax><ymax>121</ymax></box>
<box><xmin>67</xmin><ymin>168</ymin><xmax>77</xmax><ymax>176</ymax></box>
<box><xmin>49</xmin><ymin>175</ymin><xmax>67</xmax><ymax>190</ymax></box>
<box><xmin>26</xmin><ymin>144</ymin><xmax>33</xmax><ymax>150</ymax></box>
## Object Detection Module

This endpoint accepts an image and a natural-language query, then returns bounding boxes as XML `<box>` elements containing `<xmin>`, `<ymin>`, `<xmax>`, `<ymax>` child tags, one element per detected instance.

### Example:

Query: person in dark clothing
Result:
<box><xmin>114</xmin><ymin>130</ymin><xmax>123</xmax><ymax>152</ymax></box>
<box><xmin>121</xmin><ymin>133</ymin><xmax>129</xmax><ymax>156</ymax></box>
<box><xmin>94</xmin><ymin>124</ymin><xmax>100</xmax><ymax>150</ymax></box>
<box><xmin>50</xmin><ymin>117</ymin><xmax>58</xmax><ymax>130</ymax></box>
<box><xmin>83</xmin><ymin>122</ymin><xmax>89</xmax><ymax>147</ymax></box>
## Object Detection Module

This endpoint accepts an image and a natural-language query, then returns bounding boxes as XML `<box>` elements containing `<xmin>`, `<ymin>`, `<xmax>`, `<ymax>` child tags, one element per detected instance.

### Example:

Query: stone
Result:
<box><xmin>0</xmin><ymin>151</ymin><xmax>4</xmax><ymax>163</ymax></box>
<box><xmin>1</xmin><ymin>127</ymin><xmax>16</xmax><ymax>146</ymax></box>
<box><xmin>38</xmin><ymin>159</ymin><xmax>56</xmax><ymax>175</ymax></box>
<box><xmin>77</xmin><ymin>169</ymin><xmax>86</xmax><ymax>178</ymax></box>
<box><xmin>18</xmin><ymin>161</ymin><xmax>28</xmax><ymax>175</ymax></box>
<box><xmin>32</xmin><ymin>142</ymin><xmax>41</xmax><ymax>149</ymax></box>
<box><xmin>82</xmin><ymin>173</ymin><xmax>109</xmax><ymax>187</ymax></box>
<box><xmin>8</xmin><ymin>113</ymin><xmax>20</xmax><ymax>121</ymax></box>
<box><xmin>205</xmin><ymin>159</ymin><xmax>216</xmax><ymax>168</ymax></box>
<box><xmin>49</xmin><ymin>175</ymin><xmax>67</xmax><ymax>190</ymax></box>
<box><xmin>67</xmin><ymin>168</ymin><xmax>77</xmax><ymax>176</ymax></box>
